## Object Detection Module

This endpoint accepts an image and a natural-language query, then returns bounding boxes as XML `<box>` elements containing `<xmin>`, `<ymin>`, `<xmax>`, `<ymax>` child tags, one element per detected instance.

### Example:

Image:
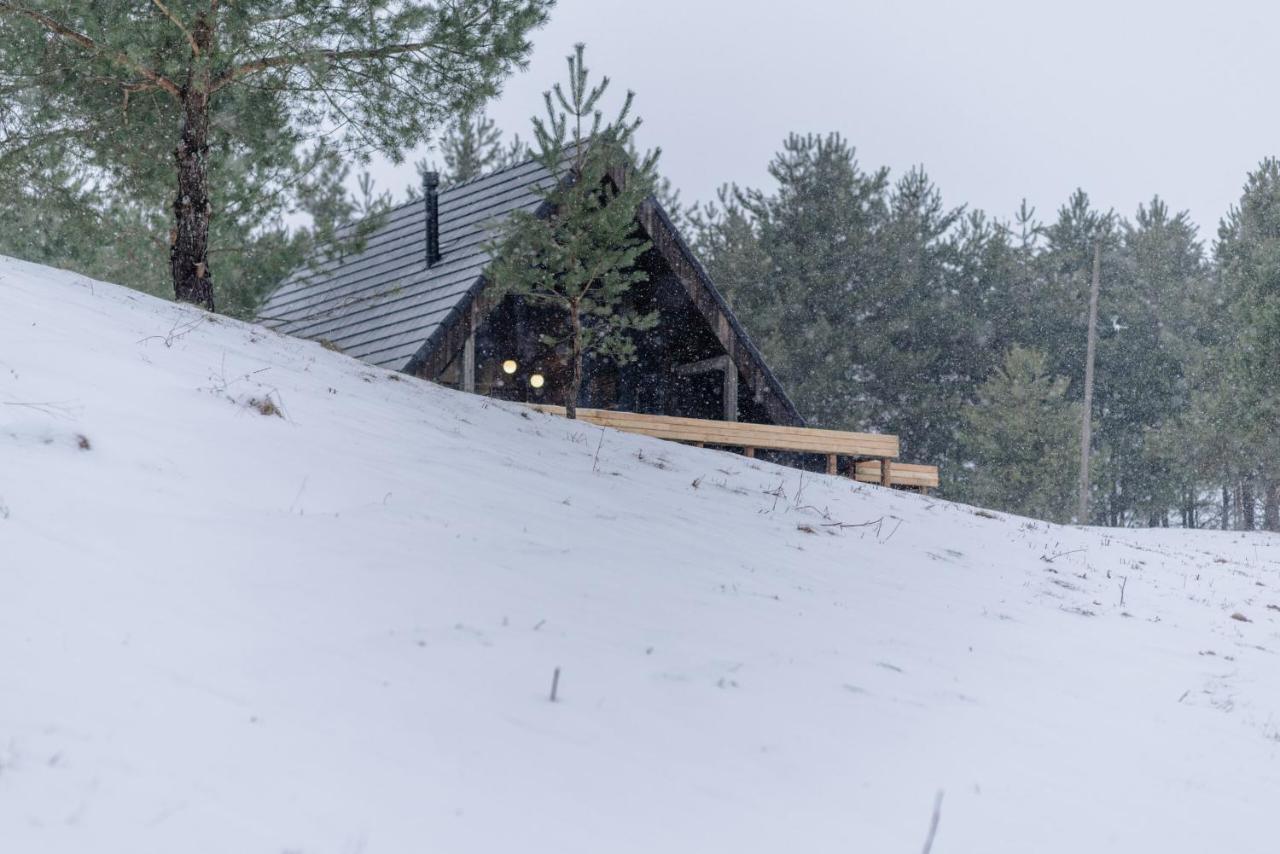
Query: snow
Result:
<box><xmin>2</xmin><ymin>253</ymin><xmax>1279</xmax><ymax>853</ymax></box>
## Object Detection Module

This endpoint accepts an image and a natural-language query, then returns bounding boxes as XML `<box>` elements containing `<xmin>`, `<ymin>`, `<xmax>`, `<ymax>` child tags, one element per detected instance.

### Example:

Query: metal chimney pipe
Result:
<box><xmin>424</xmin><ymin>171</ymin><xmax>441</xmax><ymax>267</ymax></box>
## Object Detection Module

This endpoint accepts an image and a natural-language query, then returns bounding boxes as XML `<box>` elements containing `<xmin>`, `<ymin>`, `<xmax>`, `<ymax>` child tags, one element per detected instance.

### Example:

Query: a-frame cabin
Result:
<box><xmin>258</xmin><ymin>159</ymin><xmax>802</xmax><ymax>427</ymax></box>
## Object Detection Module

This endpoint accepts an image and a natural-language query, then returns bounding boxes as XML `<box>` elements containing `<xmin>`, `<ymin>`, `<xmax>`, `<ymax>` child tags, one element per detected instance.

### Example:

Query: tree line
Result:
<box><xmin>689</xmin><ymin>132</ymin><xmax>1280</xmax><ymax>530</ymax></box>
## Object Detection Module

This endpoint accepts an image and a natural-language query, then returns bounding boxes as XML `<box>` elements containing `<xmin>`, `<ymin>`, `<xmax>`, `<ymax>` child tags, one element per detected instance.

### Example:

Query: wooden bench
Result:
<box><xmin>530</xmin><ymin>406</ymin><xmax>935</xmax><ymax>491</ymax></box>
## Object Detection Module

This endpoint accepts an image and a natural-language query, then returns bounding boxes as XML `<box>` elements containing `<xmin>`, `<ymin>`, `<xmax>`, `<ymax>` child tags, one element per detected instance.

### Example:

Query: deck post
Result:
<box><xmin>460</xmin><ymin>301</ymin><xmax>477</xmax><ymax>393</ymax></box>
<box><xmin>462</xmin><ymin>333</ymin><xmax>475</xmax><ymax>393</ymax></box>
<box><xmin>723</xmin><ymin>366</ymin><xmax>738</xmax><ymax>422</ymax></box>
<box><xmin>881</xmin><ymin>459</ymin><xmax>892</xmax><ymax>486</ymax></box>
<box><xmin>826</xmin><ymin>454</ymin><xmax>837</xmax><ymax>475</ymax></box>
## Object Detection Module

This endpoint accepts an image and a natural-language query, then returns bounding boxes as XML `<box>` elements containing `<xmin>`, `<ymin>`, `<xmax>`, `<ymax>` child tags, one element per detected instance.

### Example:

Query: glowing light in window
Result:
<box><xmin>529</xmin><ymin>373</ymin><xmax>545</xmax><ymax>389</ymax></box>
<box><xmin>502</xmin><ymin>359</ymin><xmax>518</xmax><ymax>375</ymax></box>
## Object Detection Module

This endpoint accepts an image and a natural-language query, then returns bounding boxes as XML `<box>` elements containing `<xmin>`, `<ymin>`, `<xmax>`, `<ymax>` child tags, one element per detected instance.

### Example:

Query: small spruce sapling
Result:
<box><xmin>485</xmin><ymin>43</ymin><xmax>660</xmax><ymax>419</ymax></box>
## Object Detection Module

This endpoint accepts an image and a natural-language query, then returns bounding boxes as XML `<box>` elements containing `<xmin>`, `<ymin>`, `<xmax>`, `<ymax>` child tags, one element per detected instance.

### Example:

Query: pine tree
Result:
<box><xmin>960</xmin><ymin>347</ymin><xmax>1081</xmax><ymax>522</ymax></box>
<box><xmin>1037</xmin><ymin>191</ymin><xmax>1118</xmax><ymax>389</ymax></box>
<box><xmin>951</xmin><ymin>210</ymin><xmax>1024</xmax><ymax>378</ymax></box>
<box><xmin>1212</xmin><ymin>158</ymin><xmax>1280</xmax><ymax>529</ymax></box>
<box><xmin>856</xmin><ymin>166</ymin><xmax>966</xmax><ymax>461</ymax></box>
<box><xmin>693</xmin><ymin>133</ymin><xmax>890</xmax><ymax>429</ymax></box>
<box><xmin>0</xmin><ymin>138</ymin><xmax>374</xmax><ymax>319</ymax></box>
<box><xmin>693</xmin><ymin>140</ymin><xmax>986</xmax><ymax>467</ymax></box>
<box><xmin>1097</xmin><ymin>198</ymin><xmax>1205</xmax><ymax>525</ymax></box>
<box><xmin>485</xmin><ymin>44</ymin><xmax>660</xmax><ymax>419</ymax></box>
<box><xmin>632</xmin><ymin>141</ymin><xmax>685</xmax><ymax>228</ymax></box>
<box><xmin>1175</xmin><ymin>223</ymin><xmax>1237</xmax><ymax>528</ymax></box>
<box><xmin>420</xmin><ymin>110</ymin><xmax>529</xmax><ymax>189</ymax></box>
<box><xmin>689</xmin><ymin>186</ymin><xmax>772</xmax><ymax>327</ymax></box>
<box><xmin>0</xmin><ymin>0</ymin><xmax>550</xmax><ymax>311</ymax></box>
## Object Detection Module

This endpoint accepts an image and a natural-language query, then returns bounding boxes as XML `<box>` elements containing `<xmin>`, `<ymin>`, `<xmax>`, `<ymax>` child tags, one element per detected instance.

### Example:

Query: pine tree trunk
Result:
<box><xmin>1265</xmin><ymin>480</ymin><xmax>1279</xmax><ymax>531</ymax></box>
<box><xmin>566</xmin><ymin>303</ymin><xmax>582</xmax><ymax>420</ymax></box>
<box><xmin>1222</xmin><ymin>484</ymin><xmax>1230</xmax><ymax>530</ymax></box>
<box><xmin>1242</xmin><ymin>479</ymin><xmax>1256</xmax><ymax>531</ymax></box>
<box><xmin>171</xmin><ymin>21</ymin><xmax>215</xmax><ymax>310</ymax></box>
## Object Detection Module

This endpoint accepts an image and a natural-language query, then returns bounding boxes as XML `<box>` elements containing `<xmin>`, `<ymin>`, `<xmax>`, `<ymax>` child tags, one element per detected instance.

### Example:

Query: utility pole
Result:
<box><xmin>1077</xmin><ymin>241</ymin><xmax>1102</xmax><ymax>524</ymax></box>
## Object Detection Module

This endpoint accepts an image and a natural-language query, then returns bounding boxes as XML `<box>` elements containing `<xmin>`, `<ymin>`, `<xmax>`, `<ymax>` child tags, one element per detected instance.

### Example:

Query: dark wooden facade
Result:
<box><xmin>423</xmin><ymin>198</ymin><xmax>800</xmax><ymax>426</ymax></box>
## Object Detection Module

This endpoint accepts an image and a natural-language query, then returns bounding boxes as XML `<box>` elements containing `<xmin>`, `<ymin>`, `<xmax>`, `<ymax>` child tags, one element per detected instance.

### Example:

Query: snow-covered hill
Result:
<box><xmin>2</xmin><ymin>254</ymin><xmax>1279</xmax><ymax>853</ymax></box>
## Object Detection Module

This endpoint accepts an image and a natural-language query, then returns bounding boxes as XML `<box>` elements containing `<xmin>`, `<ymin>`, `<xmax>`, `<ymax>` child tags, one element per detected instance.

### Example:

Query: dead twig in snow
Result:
<box><xmin>591</xmin><ymin>427</ymin><xmax>605</xmax><ymax>473</ymax></box>
<box><xmin>549</xmin><ymin>667</ymin><xmax>561</xmax><ymax>702</ymax></box>
<box><xmin>1117</xmin><ymin>575</ymin><xmax>1128</xmax><ymax>607</ymax></box>
<box><xmin>921</xmin><ymin>790</ymin><xmax>944</xmax><ymax>854</ymax></box>
<box><xmin>793</xmin><ymin>505</ymin><xmax>887</xmax><ymax>531</ymax></box>
<box><xmin>2</xmin><ymin>400</ymin><xmax>81</xmax><ymax>420</ymax></box>
<box><xmin>763</xmin><ymin>480</ymin><xmax>787</xmax><ymax>512</ymax></box>
<box><xmin>136</xmin><ymin>315</ymin><xmax>202</xmax><ymax>348</ymax></box>
<box><xmin>879</xmin><ymin>517</ymin><xmax>904</xmax><ymax>544</ymax></box>
<box><xmin>794</xmin><ymin>503</ymin><xmax>834</xmax><ymax>521</ymax></box>
<box><xmin>794</xmin><ymin>500</ymin><xmax>888</xmax><ymax>532</ymax></box>
<box><xmin>289</xmin><ymin>476</ymin><xmax>308</xmax><ymax>514</ymax></box>
<box><xmin>825</xmin><ymin>516</ymin><xmax>886</xmax><ymax>530</ymax></box>
<box><xmin>1042</xmin><ymin>548</ymin><xmax>1086</xmax><ymax>563</ymax></box>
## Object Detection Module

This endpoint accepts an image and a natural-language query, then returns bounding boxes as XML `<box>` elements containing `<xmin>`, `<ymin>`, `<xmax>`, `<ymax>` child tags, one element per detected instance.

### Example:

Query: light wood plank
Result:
<box><xmin>533</xmin><ymin>405</ymin><xmax>894</xmax><ymax>444</ymax></box>
<box><xmin>854</xmin><ymin>461</ymin><xmax>939</xmax><ymax>488</ymax></box>
<box><xmin>527</xmin><ymin>405</ymin><xmax>939</xmax><ymax>488</ymax></box>
<box><xmin>530</xmin><ymin>406</ymin><xmax>899</xmax><ymax>457</ymax></box>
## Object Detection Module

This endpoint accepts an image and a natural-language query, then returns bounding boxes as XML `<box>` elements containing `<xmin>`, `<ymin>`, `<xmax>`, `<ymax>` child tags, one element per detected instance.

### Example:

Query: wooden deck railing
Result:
<box><xmin>530</xmin><ymin>406</ymin><xmax>939</xmax><ymax>492</ymax></box>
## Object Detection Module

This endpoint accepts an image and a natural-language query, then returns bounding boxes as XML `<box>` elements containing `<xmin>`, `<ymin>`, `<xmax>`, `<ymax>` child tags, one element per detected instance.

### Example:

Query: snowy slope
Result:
<box><xmin>2</xmin><ymin>254</ymin><xmax>1279</xmax><ymax>854</ymax></box>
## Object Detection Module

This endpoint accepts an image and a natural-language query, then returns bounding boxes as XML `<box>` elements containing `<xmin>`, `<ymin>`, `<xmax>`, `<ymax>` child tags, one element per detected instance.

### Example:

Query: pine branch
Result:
<box><xmin>150</xmin><ymin>0</ymin><xmax>200</xmax><ymax>56</ymax></box>
<box><xmin>0</xmin><ymin>3</ymin><xmax>181</xmax><ymax>98</ymax></box>
<box><xmin>0</xmin><ymin>123</ymin><xmax>94</xmax><ymax>162</ymax></box>
<box><xmin>211</xmin><ymin>40</ymin><xmax>442</xmax><ymax>94</ymax></box>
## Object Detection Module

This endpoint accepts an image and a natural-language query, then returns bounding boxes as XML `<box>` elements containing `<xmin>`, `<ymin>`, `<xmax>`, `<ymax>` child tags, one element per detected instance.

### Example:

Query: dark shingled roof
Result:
<box><xmin>258</xmin><ymin>158</ymin><xmax>551</xmax><ymax>369</ymax></box>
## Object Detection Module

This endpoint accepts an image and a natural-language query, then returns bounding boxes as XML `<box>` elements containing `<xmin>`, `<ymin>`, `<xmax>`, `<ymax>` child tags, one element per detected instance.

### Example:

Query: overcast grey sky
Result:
<box><xmin>372</xmin><ymin>0</ymin><xmax>1278</xmax><ymax>237</ymax></box>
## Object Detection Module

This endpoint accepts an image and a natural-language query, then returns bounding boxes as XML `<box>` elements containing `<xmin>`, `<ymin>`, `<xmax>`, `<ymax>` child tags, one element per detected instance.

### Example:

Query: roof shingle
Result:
<box><xmin>258</xmin><ymin>158</ymin><xmax>552</xmax><ymax>369</ymax></box>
